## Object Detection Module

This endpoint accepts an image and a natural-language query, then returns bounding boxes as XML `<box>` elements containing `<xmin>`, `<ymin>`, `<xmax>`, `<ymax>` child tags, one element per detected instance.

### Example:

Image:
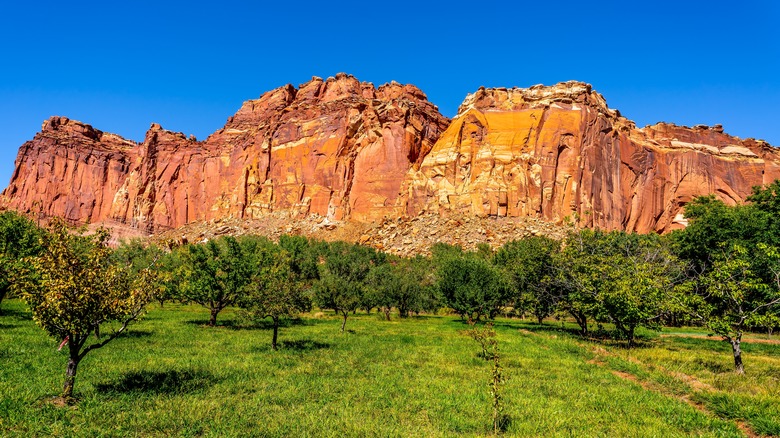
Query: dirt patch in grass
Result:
<box><xmin>588</xmin><ymin>346</ymin><xmax>758</xmax><ymax>438</ymax></box>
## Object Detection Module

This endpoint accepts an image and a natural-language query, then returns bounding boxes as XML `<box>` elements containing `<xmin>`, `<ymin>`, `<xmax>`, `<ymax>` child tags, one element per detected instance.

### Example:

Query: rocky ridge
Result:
<box><xmin>403</xmin><ymin>81</ymin><xmax>780</xmax><ymax>232</ymax></box>
<box><xmin>2</xmin><ymin>76</ymin><xmax>779</xmax><ymax>252</ymax></box>
<box><xmin>2</xmin><ymin>73</ymin><xmax>449</xmax><ymax>232</ymax></box>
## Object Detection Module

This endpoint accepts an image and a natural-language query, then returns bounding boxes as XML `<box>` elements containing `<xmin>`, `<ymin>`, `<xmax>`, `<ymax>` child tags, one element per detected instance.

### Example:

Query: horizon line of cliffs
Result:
<box><xmin>2</xmin><ymin>73</ymin><xmax>779</xmax><ymax>234</ymax></box>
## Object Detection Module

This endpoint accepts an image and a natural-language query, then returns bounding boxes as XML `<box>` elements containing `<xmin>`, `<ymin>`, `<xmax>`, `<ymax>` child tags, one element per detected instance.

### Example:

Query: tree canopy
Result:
<box><xmin>12</xmin><ymin>220</ymin><xmax>158</xmax><ymax>398</ymax></box>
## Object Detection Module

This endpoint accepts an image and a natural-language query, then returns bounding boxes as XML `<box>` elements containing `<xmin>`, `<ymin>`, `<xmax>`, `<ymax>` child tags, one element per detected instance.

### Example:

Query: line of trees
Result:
<box><xmin>3</xmin><ymin>181</ymin><xmax>780</xmax><ymax>397</ymax></box>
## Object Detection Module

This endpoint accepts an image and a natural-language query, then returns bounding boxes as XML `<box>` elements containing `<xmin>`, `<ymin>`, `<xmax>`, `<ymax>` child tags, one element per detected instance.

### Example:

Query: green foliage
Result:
<box><xmin>437</xmin><ymin>255</ymin><xmax>510</xmax><ymax>321</ymax></box>
<box><xmin>747</xmin><ymin>179</ymin><xmax>780</xmax><ymax>244</ymax></box>
<box><xmin>313</xmin><ymin>241</ymin><xmax>384</xmax><ymax>332</ymax></box>
<box><xmin>671</xmin><ymin>181</ymin><xmax>780</xmax><ymax>371</ymax></box>
<box><xmin>112</xmin><ymin>239</ymin><xmax>168</xmax><ymax>305</ymax></box>
<box><xmin>684</xmin><ymin>243</ymin><xmax>780</xmax><ymax>373</ymax></box>
<box><xmin>278</xmin><ymin>234</ymin><xmax>320</xmax><ymax>281</ymax></box>
<box><xmin>556</xmin><ymin>230</ymin><xmax>682</xmax><ymax>346</ymax></box>
<box><xmin>176</xmin><ymin>236</ymin><xmax>262</xmax><ymax>326</ymax></box>
<box><xmin>0</xmin><ymin>211</ymin><xmax>42</xmax><ymax>312</ymax></box>
<box><xmin>241</xmin><ymin>242</ymin><xmax>313</xmax><ymax>350</ymax></box>
<box><xmin>671</xmin><ymin>195</ymin><xmax>772</xmax><ymax>272</ymax></box>
<box><xmin>494</xmin><ymin>237</ymin><xmax>560</xmax><ymax>323</ymax></box>
<box><xmin>11</xmin><ymin>219</ymin><xmax>158</xmax><ymax>397</ymax></box>
<box><xmin>366</xmin><ymin>255</ymin><xmax>438</xmax><ymax>319</ymax></box>
<box><xmin>430</xmin><ymin>242</ymin><xmax>464</xmax><ymax>265</ymax></box>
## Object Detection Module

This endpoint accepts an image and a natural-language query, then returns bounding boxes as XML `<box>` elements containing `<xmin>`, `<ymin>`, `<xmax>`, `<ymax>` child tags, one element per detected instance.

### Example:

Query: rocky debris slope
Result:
<box><xmin>2</xmin><ymin>76</ymin><xmax>779</xmax><ymax>240</ymax></box>
<box><xmin>403</xmin><ymin>81</ymin><xmax>780</xmax><ymax>233</ymax></box>
<box><xmin>151</xmin><ymin>211</ymin><xmax>570</xmax><ymax>257</ymax></box>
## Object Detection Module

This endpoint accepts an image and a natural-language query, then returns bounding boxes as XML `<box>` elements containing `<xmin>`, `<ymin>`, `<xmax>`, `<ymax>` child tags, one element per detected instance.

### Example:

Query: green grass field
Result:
<box><xmin>1</xmin><ymin>299</ymin><xmax>777</xmax><ymax>437</ymax></box>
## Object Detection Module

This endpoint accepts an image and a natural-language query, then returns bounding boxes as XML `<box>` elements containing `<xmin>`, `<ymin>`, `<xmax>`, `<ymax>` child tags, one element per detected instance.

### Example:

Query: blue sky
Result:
<box><xmin>1</xmin><ymin>1</ymin><xmax>779</xmax><ymax>186</ymax></box>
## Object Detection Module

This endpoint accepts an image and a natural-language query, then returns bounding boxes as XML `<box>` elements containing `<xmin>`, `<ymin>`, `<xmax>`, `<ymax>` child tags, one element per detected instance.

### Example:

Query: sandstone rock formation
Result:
<box><xmin>1</xmin><ymin>74</ymin><xmax>449</xmax><ymax>231</ymax></box>
<box><xmin>2</xmin><ymin>77</ymin><xmax>778</xmax><ymax>237</ymax></box>
<box><xmin>402</xmin><ymin>81</ymin><xmax>780</xmax><ymax>232</ymax></box>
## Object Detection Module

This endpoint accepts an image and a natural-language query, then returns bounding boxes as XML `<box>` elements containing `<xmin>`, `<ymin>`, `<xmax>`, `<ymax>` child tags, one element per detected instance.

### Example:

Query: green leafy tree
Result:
<box><xmin>0</xmin><ymin>211</ymin><xmax>42</xmax><ymax>313</ymax></box>
<box><xmin>747</xmin><ymin>179</ymin><xmax>780</xmax><ymax>244</ymax></box>
<box><xmin>672</xmin><ymin>195</ymin><xmax>769</xmax><ymax>273</ymax></box>
<box><xmin>394</xmin><ymin>256</ymin><xmax>437</xmax><ymax>317</ymax></box>
<box><xmin>366</xmin><ymin>255</ymin><xmax>436</xmax><ymax>320</ymax></box>
<box><xmin>684</xmin><ymin>243</ymin><xmax>780</xmax><ymax>373</ymax></box>
<box><xmin>313</xmin><ymin>241</ymin><xmax>383</xmax><ymax>332</ymax></box>
<box><xmin>556</xmin><ymin>230</ymin><xmax>681</xmax><ymax>345</ymax></box>
<box><xmin>494</xmin><ymin>237</ymin><xmax>560</xmax><ymax>324</ymax></box>
<box><xmin>553</xmin><ymin>231</ymin><xmax>603</xmax><ymax>335</ymax></box>
<box><xmin>177</xmin><ymin>236</ymin><xmax>257</xmax><ymax>326</ymax></box>
<box><xmin>242</xmin><ymin>246</ymin><xmax>312</xmax><ymax>350</ymax></box>
<box><xmin>595</xmin><ymin>233</ymin><xmax>682</xmax><ymax>347</ymax></box>
<box><xmin>112</xmin><ymin>239</ymin><xmax>167</xmax><ymax>306</ymax></box>
<box><xmin>12</xmin><ymin>220</ymin><xmax>158</xmax><ymax>398</ymax></box>
<box><xmin>365</xmin><ymin>262</ymin><xmax>398</xmax><ymax>320</ymax></box>
<box><xmin>437</xmin><ymin>255</ymin><xmax>510</xmax><ymax>321</ymax></box>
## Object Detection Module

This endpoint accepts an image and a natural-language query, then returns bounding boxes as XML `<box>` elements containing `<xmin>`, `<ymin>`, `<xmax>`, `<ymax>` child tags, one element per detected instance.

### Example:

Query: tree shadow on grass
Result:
<box><xmin>0</xmin><ymin>307</ymin><xmax>31</xmax><ymax>320</ymax></box>
<box><xmin>498</xmin><ymin>321</ymin><xmax>659</xmax><ymax>349</ymax></box>
<box><xmin>117</xmin><ymin>329</ymin><xmax>153</xmax><ymax>339</ymax></box>
<box><xmin>228</xmin><ymin>318</ymin><xmax>313</xmax><ymax>331</ymax></box>
<box><xmin>184</xmin><ymin>318</ymin><xmax>240</xmax><ymax>328</ymax></box>
<box><xmin>185</xmin><ymin>317</ymin><xmax>318</xmax><ymax>330</ymax></box>
<box><xmin>251</xmin><ymin>339</ymin><xmax>331</xmax><ymax>353</ymax></box>
<box><xmin>404</xmin><ymin>315</ymin><xmax>437</xmax><ymax>321</ymax></box>
<box><xmin>96</xmin><ymin>368</ymin><xmax>217</xmax><ymax>395</ymax></box>
<box><xmin>280</xmin><ymin>339</ymin><xmax>331</xmax><ymax>351</ymax></box>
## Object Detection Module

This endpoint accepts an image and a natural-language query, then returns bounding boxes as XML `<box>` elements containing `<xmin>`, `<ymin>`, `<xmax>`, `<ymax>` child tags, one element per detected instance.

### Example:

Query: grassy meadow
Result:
<box><xmin>1</xmin><ymin>299</ymin><xmax>778</xmax><ymax>437</ymax></box>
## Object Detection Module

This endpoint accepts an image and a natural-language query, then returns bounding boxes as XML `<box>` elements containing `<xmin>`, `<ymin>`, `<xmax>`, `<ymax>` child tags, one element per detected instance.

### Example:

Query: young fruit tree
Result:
<box><xmin>176</xmin><ymin>236</ymin><xmax>258</xmax><ymax>326</ymax></box>
<box><xmin>437</xmin><ymin>256</ymin><xmax>510</xmax><ymax>322</ymax></box>
<box><xmin>494</xmin><ymin>237</ymin><xmax>560</xmax><ymax>324</ymax></box>
<box><xmin>686</xmin><ymin>243</ymin><xmax>780</xmax><ymax>374</ymax></box>
<box><xmin>12</xmin><ymin>220</ymin><xmax>159</xmax><ymax>399</ymax></box>
<box><xmin>241</xmin><ymin>245</ymin><xmax>313</xmax><ymax>350</ymax></box>
<box><xmin>314</xmin><ymin>241</ymin><xmax>383</xmax><ymax>332</ymax></box>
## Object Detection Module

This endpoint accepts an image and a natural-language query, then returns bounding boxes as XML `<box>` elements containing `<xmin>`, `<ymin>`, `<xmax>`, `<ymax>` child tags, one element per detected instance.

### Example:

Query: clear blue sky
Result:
<box><xmin>1</xmin><ymin>1</ymin><xmax>779</xmax><ymax>187</ymax></box>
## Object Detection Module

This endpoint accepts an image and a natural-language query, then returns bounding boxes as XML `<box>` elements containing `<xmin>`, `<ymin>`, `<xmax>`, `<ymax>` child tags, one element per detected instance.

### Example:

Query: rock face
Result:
<box><xmin>402</xmin><ymin>82</ymin><xmax>780</xmax><ymax>232</ymax></box>
<box><xmin>1</xmin><ymin>74</ymin><xmax>449</xmax><ymax>231</ymax></box>
<box><xmin>2</xmin><ymin>77</ymin><xmax>779</xmax><ymax>235</ymax></box>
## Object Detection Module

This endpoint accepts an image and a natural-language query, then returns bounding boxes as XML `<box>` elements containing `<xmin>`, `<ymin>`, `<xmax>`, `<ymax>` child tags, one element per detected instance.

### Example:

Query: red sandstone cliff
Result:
<box><xmin>1</xmin><ymin>73</ymin><xmax>449</xmax><ymax>231</ymax></box>
<box><xmin>403</xmin><ymin>82</ymin><xmax>780</xmax><ymax>232</ymax></box>
<box><xmin>2</xmin><ymin>77</ymin><xmax>778</xmax><ymax>234</ymax></box>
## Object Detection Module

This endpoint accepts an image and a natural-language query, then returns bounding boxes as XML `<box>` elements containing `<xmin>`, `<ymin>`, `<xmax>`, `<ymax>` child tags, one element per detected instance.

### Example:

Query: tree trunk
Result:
<box><xmin>383</xmin><ymin>307</ymin><xmax>391</xmax><ymax>321</ymax></box>
<box><xmin>730</xmin><ymin>335</ymin><xmax>744</xmax><ymax>374</ymax></box>
<box><xmin>209</xmin><ymin>307</ymin><xmax>219</xmax><ymax>327</ymax></box>
<box><xmin>537</xmin><ymin>315</ymin><xmax>544</xmax><ymax>325</ymax></box>
<box><xmin>63</xmin><ymin>353</ymin><xmax>79</xmax><ymax>399</ymax></box>
<box><xmin>271</xmin><ymin>317</ymin><xmax>279</xmax><ymax>351</ymax></box>
<box><xmin>570</xmin><ymin>310</ymin><xmax>588</xmax><ymax>335</ymax></box>
<box><xmin>627</xmin><ymin>325</ymin><xmax>636</xmax><ymax>349</ymax></box>
<box><xmin>340</xmin><ymin>312</ymin><xmax>348</xmax><ymax>333</ymax></box>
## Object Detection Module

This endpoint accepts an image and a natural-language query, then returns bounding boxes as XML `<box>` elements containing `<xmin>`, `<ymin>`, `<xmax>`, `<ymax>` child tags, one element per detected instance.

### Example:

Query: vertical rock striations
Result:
<box><xmin>2</xmin><ymin>77</ymin><xmax>778</xmax><ymax>235</ymax></box>
<box><xmin>402</xmin><ymin>81</ymin><xmax>780</xmax><ymax>232</ymax></box>
<box><xmin>1</xmin><ymin>73</ymin><xmax>449</xmax><ymax>231</ymax></box>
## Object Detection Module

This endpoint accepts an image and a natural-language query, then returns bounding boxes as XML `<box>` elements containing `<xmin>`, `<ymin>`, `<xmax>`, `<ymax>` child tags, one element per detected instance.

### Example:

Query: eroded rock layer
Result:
<box><xmin>403</xmin><ymin>81</ymin><xmax>780</xmax><ymax>232</ymax></box>
<box><xmin>2</xmin><ymin>77</ymin><xmax>778</xmax><ymax>235</ymax></box>
<box><xmin>1</xmin><ymin>74</ymin><xmax>449</xmax><ymax>231</ymax></box>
